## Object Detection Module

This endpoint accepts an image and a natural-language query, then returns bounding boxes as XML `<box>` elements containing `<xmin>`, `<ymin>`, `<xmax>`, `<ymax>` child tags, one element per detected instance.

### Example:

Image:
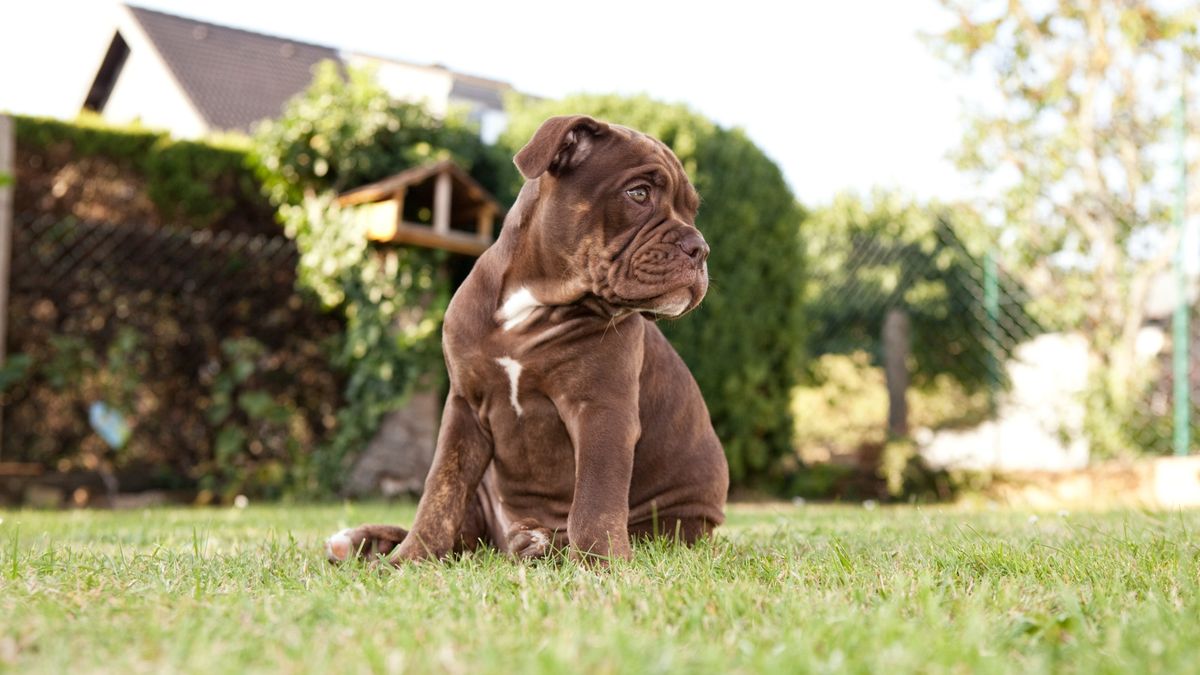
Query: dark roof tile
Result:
<box><xmin>127</xmin><ymin>5</ymin><xmax>338</xmax><ymax>131</ymax></box>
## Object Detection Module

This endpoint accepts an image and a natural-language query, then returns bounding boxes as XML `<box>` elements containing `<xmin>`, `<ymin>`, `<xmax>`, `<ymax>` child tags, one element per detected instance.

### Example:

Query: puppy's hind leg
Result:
<box><xmin>471</xmin><ymin>468</ymin><xmax>554</xmax><ymax>560</ymax></box>
<box><xmin>324</xmin><ymin>490</ymin><xmax>494</xmax><ymax>564</ymax></box>
<box><xmin>325</xmin><ymin>524</ymin><xmax>409</xmax><ymax>564</ymax></box>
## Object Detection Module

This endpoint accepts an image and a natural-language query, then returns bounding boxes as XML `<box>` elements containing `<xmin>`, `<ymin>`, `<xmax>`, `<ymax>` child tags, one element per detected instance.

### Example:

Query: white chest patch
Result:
<box><xmin>495</xmin><ymin>356</ymin><xmax>524</xmax><ymax>416</ymax></box>
<box><xmin>497</xmin><ymin>287</ymin><xmax>542</xmax><ymax>331</ymax></box>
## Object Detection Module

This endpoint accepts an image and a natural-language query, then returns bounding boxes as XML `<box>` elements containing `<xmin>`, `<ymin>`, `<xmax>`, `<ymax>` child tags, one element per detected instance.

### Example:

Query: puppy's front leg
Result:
<box><xmin>389</xmin><ymin>393</ymin><xmax>492</xmax><ymax>563</ymax></box>
<box><xmin>560</xmin><ymin>403</ymin><xmax>640</xmax><ymax>562</ymax></box>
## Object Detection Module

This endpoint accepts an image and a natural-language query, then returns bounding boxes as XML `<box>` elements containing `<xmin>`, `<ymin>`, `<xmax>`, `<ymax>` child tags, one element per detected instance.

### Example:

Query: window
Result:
<box><xmin>83</xmin><ymin>32</ymin><xmax>130</xmax><ymax>112</ymax></box>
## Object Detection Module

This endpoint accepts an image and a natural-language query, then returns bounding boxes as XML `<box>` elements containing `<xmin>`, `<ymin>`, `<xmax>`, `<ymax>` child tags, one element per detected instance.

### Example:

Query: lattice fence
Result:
<box><xmin>1</xmin><ymin>214</ymin><xmax>343</xmax><ymax>500</ymax></box>
<box><xmin>798</xmin><ymin>214</ymin><xmax>1198</xmax><ymax>483</ymax></box>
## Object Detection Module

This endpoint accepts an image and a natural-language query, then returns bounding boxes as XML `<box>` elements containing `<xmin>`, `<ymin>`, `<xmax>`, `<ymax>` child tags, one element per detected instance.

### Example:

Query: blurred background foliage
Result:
<box><xmin>14</xmin><ymin>114</ymin><xmax>272</xmax><ymax>232</ymax></box>
<box><xmin>1</xmin><ymin>66</ymin><xmax>1024</xmax><ymax>501</ymax></box>
<box><xmin>10</xmin><ymin>0</ymin><xmax>1197</xmax><ymax>503</ymax></box>
<box><xmin>789</xmin><ymin>190</ymin><xmax>1041</xmax><ymax>498</ymax></box>
<box><xmin>1</xmin><ymin>212</ymin><xmax>343</xmax><ymax>502</ymax></box>
<box><xmin>803</xmin><ymin>191</ymin><xmax>1037</xmax><ymax>393</ymax></box>
<box><xmin>930</xmin><ymin>0</ymin><xmax>1200</xmax><ymax>454</ymax></box>
<box><xmin>248</xmin><ymin>61</ymin><xmax>515</xmax><ymax>493</ymax></box>
<box><xmin>252</xmin><ymin>61</ymin><xmax>514</xmax><ymax>206</ymax></box>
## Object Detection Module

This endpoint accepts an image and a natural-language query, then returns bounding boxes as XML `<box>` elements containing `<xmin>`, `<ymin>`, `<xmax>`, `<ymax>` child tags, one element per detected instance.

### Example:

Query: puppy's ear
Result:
<box><xmin>514</xmin><ymin>115</ymin><xmax>608</xmax><ymax>179</ymax></box>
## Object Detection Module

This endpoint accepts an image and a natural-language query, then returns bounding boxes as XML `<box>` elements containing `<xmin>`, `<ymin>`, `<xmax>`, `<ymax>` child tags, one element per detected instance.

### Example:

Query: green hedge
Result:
<box><xmin>14</xmin><ymin>115</ymin><xmax>272</xmax><ymax>230</ymax></box>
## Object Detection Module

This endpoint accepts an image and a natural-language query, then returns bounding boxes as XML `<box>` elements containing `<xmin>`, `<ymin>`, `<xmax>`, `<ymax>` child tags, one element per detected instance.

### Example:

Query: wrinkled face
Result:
<box><xmin>516</xmin><ymin>117</ymin><xmax>710</xmax><ymax>318</ymax></box>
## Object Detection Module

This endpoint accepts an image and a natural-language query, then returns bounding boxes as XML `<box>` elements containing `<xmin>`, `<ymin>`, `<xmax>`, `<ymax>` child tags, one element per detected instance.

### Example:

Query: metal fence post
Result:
<box><xmin>1173</xmin><ymin>79</ymin><xmax>1190</xmax><ymax>457</ymax></box>
<box><xmin>983</xmin><ymin>250</ymin><xmax>1001</xmax><ymax>413</ymax></box>
<box><xmin>0</xmin><ymin>114</ymin><xmax>13</xmax><ymax>463</ymax></box>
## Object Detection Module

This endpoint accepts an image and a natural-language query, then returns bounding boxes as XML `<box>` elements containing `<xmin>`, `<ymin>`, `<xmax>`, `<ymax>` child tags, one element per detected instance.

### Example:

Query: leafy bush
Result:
<box><xmin>274</xmin><ymin>195</ymin><xmax>449</xmax><ymax>491</ymax></box>
<box><xmin>251</xmin><ymin>62</ymin><xmax>509</xmax><ymax>491</ymax></box>
<box><xmin>15</xmin><ymin>113</ymin><xmax>159</xmax><ymax>158</ymax></box>
<box><xmin>0</xmin><ymin>354</ymin><xmax>32</xmax><ymax>393</ymax></box>
<box><xmin>502</xmin><ymin>94</ymin><xmax>806</xmax><ymax>485</ymax></box>
<box><xmin>143</xmin><ymin>137</ymin><xmax>262</xmax><ymax>228</ymax></box>
<box><xmin>790</xmin><ymin>352</ymin><xmax>992</xmax><ymax>499</ymax></box>
<box><xmin>792</xmin><ymin>352</ymin><xmax>991</xmax><ymax>462</ymax></box>
<box><xmin>27</xmin><ymin>328</ymin><xmax>152</xmax><ymax>474</ymax></box>
<box><xmin>4</xmin><ymin>211</ymin><xmax>342</xmax><ymax>497</ymax></box>
<box><xmin>197</xmin><ymin>337</ymin><xmax>320</xmax><ymax>500</ymax></box>
<box><xmin>13</xmin><ymin>114</ymin><xmax>271</xmax><ymax>231</ymax></box>
<box><xmin>252</xmin><ymin>61</ymin><xmax>512</xmax><ymax>205</ymax></box>
<box><xmin>5</xmin><ymin>315</ymin><xmax>334</xmax><ymax>499</ymax></box>
<box><xmin>1082</xmin><ymin>360</ymin><xmax>1200</xmax><ymax>461</ymax></box>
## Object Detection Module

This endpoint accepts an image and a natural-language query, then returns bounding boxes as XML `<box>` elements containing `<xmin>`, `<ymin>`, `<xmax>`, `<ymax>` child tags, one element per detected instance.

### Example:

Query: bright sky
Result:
<box><xmin>0</xmin><ymin>0</ymin><xmax>970</xmax><ymax>206</ymax></box>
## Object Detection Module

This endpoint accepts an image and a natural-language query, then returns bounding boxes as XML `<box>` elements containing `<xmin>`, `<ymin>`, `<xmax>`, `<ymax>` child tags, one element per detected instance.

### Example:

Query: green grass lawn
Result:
<box><xmin>0</xmin><ymin>503</ymin><xmax>1197</xmax><ymax>674</ymax></box>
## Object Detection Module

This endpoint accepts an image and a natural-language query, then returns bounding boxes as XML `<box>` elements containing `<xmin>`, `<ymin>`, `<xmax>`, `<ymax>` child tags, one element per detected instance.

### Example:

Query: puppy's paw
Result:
<box><xmin>506</xmin><ymin>519</ymin><xmax>554</xmax><ymax>560</ymax></box>
<box><xmin>323</xmin><ymin>524</ymin><xmax>408</xmax><ymax>564</ymax></box>
<box><xmin>325</xmin><ymin>528</ymin><xmax>357</xmax><ymax>563</ymax></box>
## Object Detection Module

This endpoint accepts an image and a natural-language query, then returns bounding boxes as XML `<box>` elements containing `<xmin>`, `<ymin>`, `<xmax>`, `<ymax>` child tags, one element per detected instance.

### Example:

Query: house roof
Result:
<box><xmin>126</xmin><ymin>5</ymin><xmax>338</xmax><ymax>132</ymax></box>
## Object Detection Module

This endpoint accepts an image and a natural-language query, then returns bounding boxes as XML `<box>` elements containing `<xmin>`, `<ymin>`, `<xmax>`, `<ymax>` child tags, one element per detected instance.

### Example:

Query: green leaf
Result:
<box><xmin>237</xmin><ymin>390</ymin><xmax>276</xmax><ymax>420</ymax></box>
<box><xmin>0</xmin><ymin>354</ymin><xmax>32</xmax><ymax>392</ymax></box>
<box><xmin>206</xmin><ymin>396</ymin><xmax>232</xmax><ymax>425</ymax></box>
<box><xmin>214</xmin><ymin>426</ymin><xmax>247</xmax><ymax>464</ymax></box>
<box><xmin>230</xmin><ymin>360</ymin><xmax>255</xmax><ymax>385</ymax></box>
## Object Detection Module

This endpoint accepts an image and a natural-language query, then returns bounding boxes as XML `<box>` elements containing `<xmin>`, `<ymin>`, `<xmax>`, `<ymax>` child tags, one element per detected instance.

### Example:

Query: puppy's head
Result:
<box><xmin>514</xmin><ymin>115</ymin><xmax>709</xmax><ymax>318</ymax></box>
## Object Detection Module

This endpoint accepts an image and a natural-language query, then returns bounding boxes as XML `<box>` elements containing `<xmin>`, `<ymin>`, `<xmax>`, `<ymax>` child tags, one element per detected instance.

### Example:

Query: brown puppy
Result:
<box><xmin>326</xmin><ymin>115</ymin><xmax>728</xmax><ymax>564</ymax></box>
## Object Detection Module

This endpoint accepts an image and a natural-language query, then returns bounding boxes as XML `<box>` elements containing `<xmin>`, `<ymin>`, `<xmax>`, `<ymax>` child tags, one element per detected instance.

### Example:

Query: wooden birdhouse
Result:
<box><xmin>337</xmin><ymin>159</ymin><xmax>503</xmax><ymax>256</ymax></box>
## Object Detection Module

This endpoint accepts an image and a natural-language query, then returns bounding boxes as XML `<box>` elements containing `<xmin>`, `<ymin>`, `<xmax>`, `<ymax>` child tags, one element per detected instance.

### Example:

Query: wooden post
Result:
<box><xmin>0</xmin><ymin>114</ymin><xmax>14</xmax><ymax>461</ymax></box>
<box><xmin>432</xmin><ymin>171</ymin><xmax>451</xmax><ymax>235</ymax></box>
<box><xmin>883</xmin><ymin>307</ymin><xmax>910</xmax><ymax>438</ymax></box>
<box><xmin>476</xmin><ymin>205</ymin><xmax>495</xmax><ymax>240</ymax></box>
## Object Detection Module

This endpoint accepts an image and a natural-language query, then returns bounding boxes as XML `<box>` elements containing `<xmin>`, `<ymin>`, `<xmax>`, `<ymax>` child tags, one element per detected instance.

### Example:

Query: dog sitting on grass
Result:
<box><xmin>327</xmin><ymin>116</ymin><xmax>728</xmax><ymax>565</ymax></box>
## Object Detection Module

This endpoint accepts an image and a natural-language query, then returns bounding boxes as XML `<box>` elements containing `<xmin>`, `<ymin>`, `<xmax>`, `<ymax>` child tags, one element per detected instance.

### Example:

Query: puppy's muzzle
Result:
<box><xmin>676</xmin><ymin>230</ymin><xmax>710</xmax><ymax>267</ymax></box>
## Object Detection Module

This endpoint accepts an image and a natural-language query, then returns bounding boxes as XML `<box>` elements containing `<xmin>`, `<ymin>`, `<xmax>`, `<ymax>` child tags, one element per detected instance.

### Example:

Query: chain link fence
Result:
<box><xmin>797</xmin><ymin>214</ymin><xmax>1198</xmax><ymax>482</ymax></box>
<box><xmin>0</xmin><ymin>214</ymin><xmax>342</xmax><ymax>503</ymax></box>
<box><xmin>2</xmin><ymin>210</ymin><xmax>1196</xmax><ymax>503</ymax></box>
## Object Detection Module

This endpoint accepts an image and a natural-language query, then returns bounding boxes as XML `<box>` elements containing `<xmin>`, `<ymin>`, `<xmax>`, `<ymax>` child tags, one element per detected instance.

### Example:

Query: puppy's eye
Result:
<box><xmin>626</xmin><ymin>186</ymin><xmax>650</xmax><ymax>203</ymax></box>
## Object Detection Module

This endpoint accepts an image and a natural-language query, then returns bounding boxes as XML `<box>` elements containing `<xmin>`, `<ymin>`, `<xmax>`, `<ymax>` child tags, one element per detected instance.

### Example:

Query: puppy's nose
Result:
<box><xmin>677</xmin><ymin>231</ymin><xmax>710</xmax><ymax>264</ymax></box>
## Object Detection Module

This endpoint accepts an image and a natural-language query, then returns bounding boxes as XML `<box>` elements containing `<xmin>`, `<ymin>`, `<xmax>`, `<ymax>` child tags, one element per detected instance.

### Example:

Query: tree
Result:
<box><xmin>930</xmin><ymin>0</ymin><xmax>1199</xmax><ymax>403</ymax></box>
<box><xmin>803</xmin><ymin>192</ymin><xmax>1035</xmax><ymax>432</ymax></box>
<box><xmin>502</xmin><ymin>94</ymin><xmax>806</xmax><ymax>485</ymax></box>
<box><xmin>806</xmin><ymin>192</ymin><xmax>1032</xmax><ymax>391</ymax></box>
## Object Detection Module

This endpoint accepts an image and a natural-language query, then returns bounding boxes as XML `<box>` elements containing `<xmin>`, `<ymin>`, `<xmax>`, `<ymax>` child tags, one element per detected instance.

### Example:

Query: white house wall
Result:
<box><xmin>98</xmin><ymin>7</ymin><xmax>208</xmax><ymax>138</ymax></box>
<box><xmin>477</xmin><ymin>108</ymin><xmax>508</xmax><ymax>144</ymax></box>
<box><xmin>101</xmin><ymin>43</ymin><xmax>208</xmax><ymax>138</ymax></box>
<box><xmin>345</xmin><ymin>53</ymin><xmax>454</xmax><ymax>116</ymax></box>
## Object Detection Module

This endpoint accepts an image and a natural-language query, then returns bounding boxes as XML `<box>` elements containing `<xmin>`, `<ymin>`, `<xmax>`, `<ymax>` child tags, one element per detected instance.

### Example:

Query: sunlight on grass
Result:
<box><xmin>0</xmin><ymin>503</ymin><xmax>1197</xmax><ymax>673</ymax></box>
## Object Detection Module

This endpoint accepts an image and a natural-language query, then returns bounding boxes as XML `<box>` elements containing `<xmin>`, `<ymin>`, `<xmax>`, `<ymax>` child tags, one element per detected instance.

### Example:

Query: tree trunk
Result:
<box><xmin>883</xmin><ymin>308</ymin><xmax>911</xmax><ymax>438</ymax></box>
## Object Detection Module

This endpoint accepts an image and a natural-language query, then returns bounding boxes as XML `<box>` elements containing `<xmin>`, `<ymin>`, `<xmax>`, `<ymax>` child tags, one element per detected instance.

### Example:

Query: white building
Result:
<box><xmin>74</xmin><ymin>5</ymin><xmax>514</xmax><ymax>141</ymax></box>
